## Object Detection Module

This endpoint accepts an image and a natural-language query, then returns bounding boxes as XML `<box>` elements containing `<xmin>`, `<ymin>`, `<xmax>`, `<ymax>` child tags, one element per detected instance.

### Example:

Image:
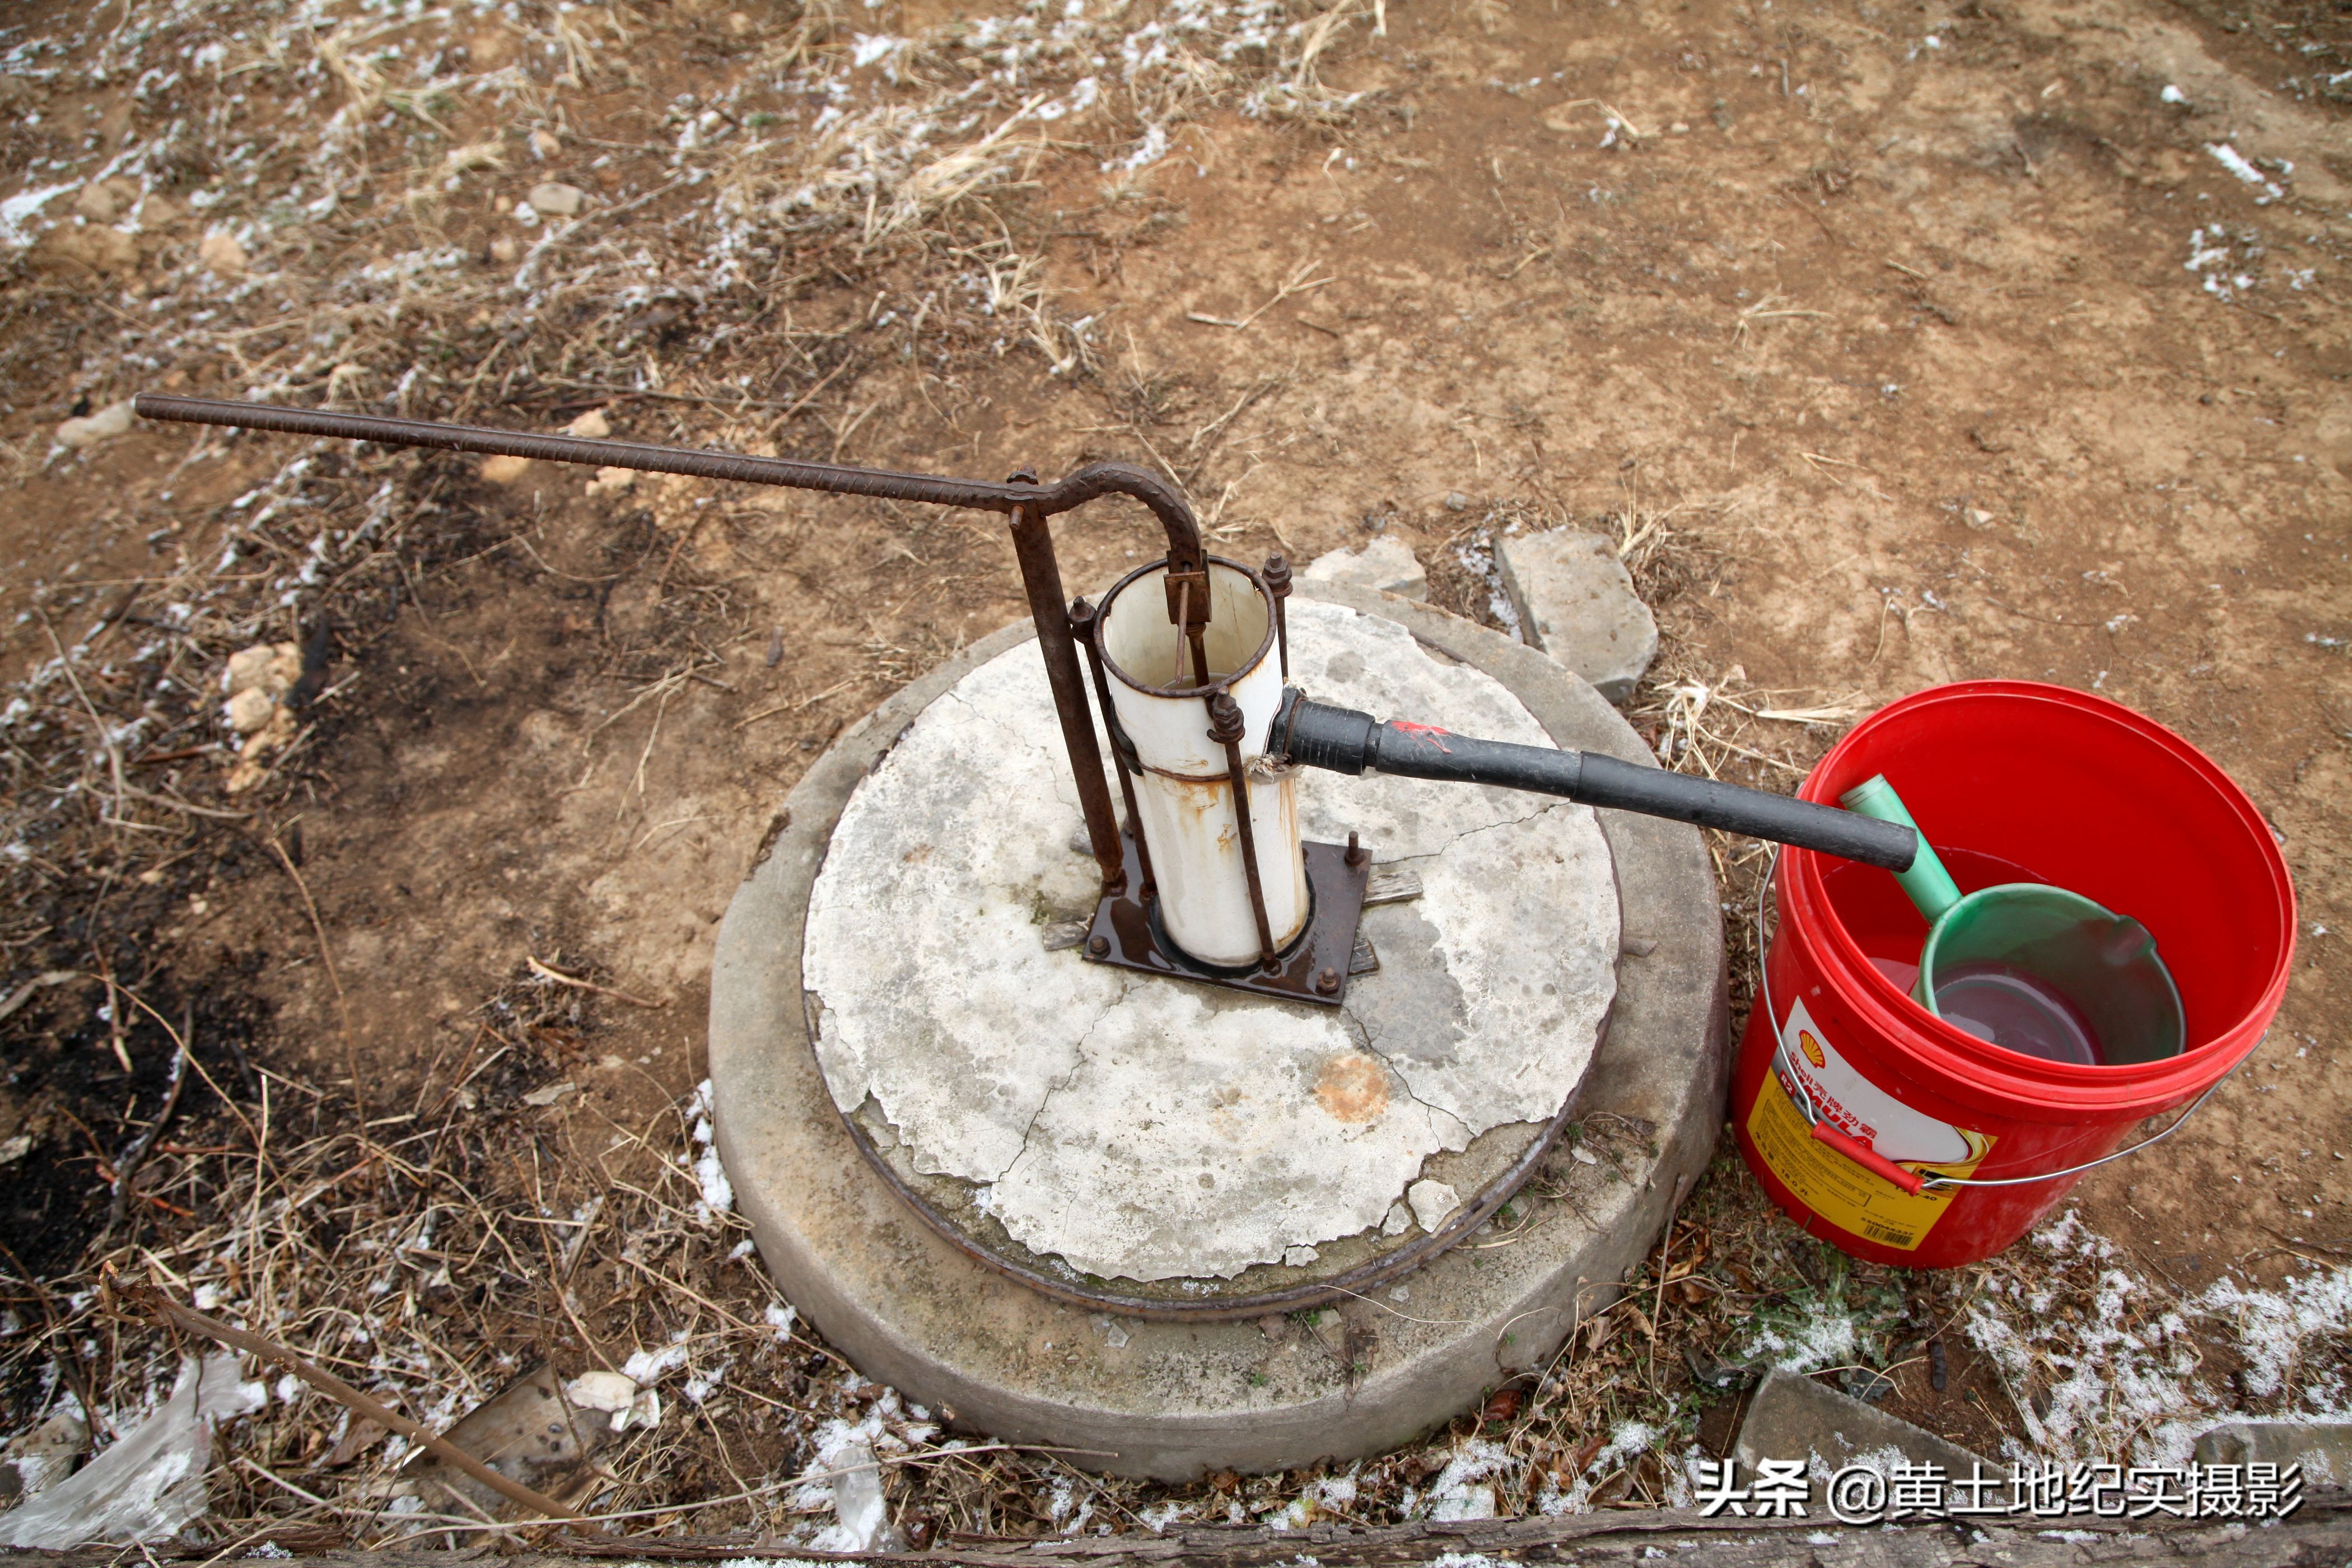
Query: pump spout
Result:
<box><xmin>1269</xmin><ymin>689</ymin><xmax>1919</xmax><ymax>872</ymax></box>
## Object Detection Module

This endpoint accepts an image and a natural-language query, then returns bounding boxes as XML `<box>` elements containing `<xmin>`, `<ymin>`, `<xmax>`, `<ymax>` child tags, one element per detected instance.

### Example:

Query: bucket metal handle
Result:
<box><xmin>1751</xmin><ymin>848</ymin><xmax>2238</xmax><ymax>1193</ymax></box>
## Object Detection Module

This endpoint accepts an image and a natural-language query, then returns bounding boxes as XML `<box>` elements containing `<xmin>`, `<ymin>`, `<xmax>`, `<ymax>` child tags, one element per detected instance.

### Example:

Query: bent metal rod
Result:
<box><xmin>132</xmin><ymin>391</ymin><xmax>1189</xmax><ymax>902</ymax></box>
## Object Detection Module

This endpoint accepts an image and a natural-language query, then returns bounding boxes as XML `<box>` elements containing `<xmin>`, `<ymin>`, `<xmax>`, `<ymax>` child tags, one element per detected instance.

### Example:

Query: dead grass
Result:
<box><xmin>3</xmin><ymin>0</ymin><xmax>2346</xmax><ymax>1551</ymax></box>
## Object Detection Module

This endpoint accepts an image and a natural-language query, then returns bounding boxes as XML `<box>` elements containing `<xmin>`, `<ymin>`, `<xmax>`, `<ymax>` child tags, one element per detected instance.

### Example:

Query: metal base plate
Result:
<box><xmin>1082</xmin><ymin>833</ymin><xmax>1371</xmax><ymax>1005</ymax></box>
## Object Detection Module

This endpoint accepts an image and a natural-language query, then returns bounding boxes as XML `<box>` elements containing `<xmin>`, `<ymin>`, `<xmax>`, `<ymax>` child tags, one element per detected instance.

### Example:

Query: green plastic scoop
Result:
<box><xmin>1840</xmin><ymin>775</ymin><xmax>2186</xmax><ymax>1067</ymax></box>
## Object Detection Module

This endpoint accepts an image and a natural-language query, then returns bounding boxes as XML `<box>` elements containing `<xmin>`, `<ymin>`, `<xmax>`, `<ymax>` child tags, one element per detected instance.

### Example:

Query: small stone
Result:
<box><xmin>133</xmin><ymin>195</ymin><xmax>181</xmax><ymax>232</ymax></box>
<box><xmin>225</xmin><ymin>701</ymin><xmax>300</xmax><ymax>791</ymax></box>
<box><xmin>585</xmin><ymin>465</ymin><xmax>636</xmax><ymax>498</ymax></box>
<box><xmin>1282</xmin><ymin>1245</ymin><xmax>1320</xmax><ymax>1267</ymax></box>
<box><xmin>1736</xmin><ymin>1368</ymin><xmax>1991</xmax><ymax>1478</ymax></box>
<box><xmin>1965</xmin><ymin>506</ymin><xmax>1995</xmax><ymax>527</ymax></box>
<box><xmin>1382</xmin><ymin>1201</ymin><xmax>1412</xmax><ymax>1235</ymax></box>
<box><xmin>54</xmin><ymin>400</ymin><xmax>134</xmax><ymax>450</ymax></box>
<box><xmin>30</xmin><ymin>225</ymin><xmax>137</xmax><ymax>277</ymax></box>
<box><xmin>528</xmin><ymin>181</ymin><xmax>587</xmax><ymax>217</ymax></box>
<box><xmin>73</xmin><ymin>183</ymin><xmax>122</xmax><ymax>223</ymax></box>
<box><xmin>521</xmin><ymin>1081</ymin><xmax>577</xmax><ymax>1108</ymax></box>
<box><xmin>1039</xmin><ymin>921</ymin><xmax>1090</xmax><ymax>953</ymax></box>
<box><xmin>0</xmin><ymin>1408</ymin><xmax>87</xmax><ymax>1506</ymax></box>
<box><xmin>1301</xmin><ymin>536</ymin><xmax>1428</xmax><ymax>600</ymax></box>
<box><xmin>1387</xmin><ymin>1284</ymin><xmax>1410</xmax><ymax>1303</ymax></box>
<box><xmin>566</xmin><ymin>1370</ymin><xmax>639</xmax><ymax>1412</ymax></box>
<box><xmin>488</xmin><ymin>235</ymin><xmax>521</xmax><ymax>265</ymax></box>
<box><xmin>226</xmin><ymin>687</ymin><xmax>277</xmax><ymax>735</ymax></box>
<box><xmin>1669</xmin><ymin>121</ymin><xmax>1690</xmax><ymax>134</ymax></box>
<box><xmin>530</xmin><ymin>129</ymin><xmax>562</xmax><ymax>158</ymax></box>
<box><xmin>197</xmin><ymin>231</ymin><xmax>248</xmax><ymax>277</ymax></box>
<box><xmin>1407</xmin><ymin>1179</ymin><xmax>1459</xmax><ymax>1233</ymax></box>
<box><xmin>225</xmin><ymin>641</ymin><xmax>300</xmax><ymax>697</ymax></box>
<box><xmin>481</xmin><ymin>453</ymin><xmax>536</xmax><ymax>484</ymax></box>
<box><xmin>726</xmin><ymin>9</ymin><xmax>755</xmax><ymax>32</ymax></box>
<box><xmin>1492</xmin><ymin>530</ymin><xmax>1659</xmax><ymax>704</ymax></box>
<box><xmin>2191</xmin><ymin>1420</ymin><xmax>2352</xmax><ymax>1483</ymax></box>
<box><xmin>1444</xmin><ymin>491</ymin><xmax>1470</xmax><ymax>511</ymax></box>
<box><xmin>566</xmin><ymin>407</ymin><xmax>612</xmax><ymax>439</ymax></box>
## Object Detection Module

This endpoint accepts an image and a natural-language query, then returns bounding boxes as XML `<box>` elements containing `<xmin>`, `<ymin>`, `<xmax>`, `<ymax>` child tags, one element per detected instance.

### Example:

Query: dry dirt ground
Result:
<box><xmin>0</xmin><ymin>0</ymin><xmax>2348</xmax><ymax>1546</ymax></box>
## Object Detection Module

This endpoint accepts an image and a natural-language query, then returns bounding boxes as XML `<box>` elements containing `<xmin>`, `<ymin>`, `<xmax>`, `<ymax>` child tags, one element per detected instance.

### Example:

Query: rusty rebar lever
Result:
<box><xmin>1271</xmin><ymin>689</ymin><xmax>1919</xmax><ymax>872</ymax></box>
<box><xmin>130</xmin><ymin>393</ymin><xmax>1206</xmax><ymax>582</ymax></box>
<box><xmin>132</xmin><ymin>390</ymin><xmax>1199</xmax><ymax>898</ymax></box>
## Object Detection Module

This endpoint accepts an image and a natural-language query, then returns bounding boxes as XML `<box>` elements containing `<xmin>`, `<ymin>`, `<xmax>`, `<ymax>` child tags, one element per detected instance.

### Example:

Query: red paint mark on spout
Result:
<box><xmin>1389</xmin><ymin>721</ymin><xmax>1454</xmax><ymax>753</ymax></box>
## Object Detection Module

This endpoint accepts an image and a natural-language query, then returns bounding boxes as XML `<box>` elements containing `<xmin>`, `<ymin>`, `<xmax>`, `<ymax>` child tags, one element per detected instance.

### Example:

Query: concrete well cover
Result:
<box><xmin>801</xmin><ymin>600</ymin><xmax>1618</xmax><ymax>1284</ymax></box>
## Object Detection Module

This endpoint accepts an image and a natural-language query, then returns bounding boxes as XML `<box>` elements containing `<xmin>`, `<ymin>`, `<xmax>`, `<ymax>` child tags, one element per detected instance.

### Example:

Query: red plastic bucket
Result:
<box><xmin>1732</xmin><ymin>681</ymin><xmax>2296</xmax><ymax>1268</ymax></box>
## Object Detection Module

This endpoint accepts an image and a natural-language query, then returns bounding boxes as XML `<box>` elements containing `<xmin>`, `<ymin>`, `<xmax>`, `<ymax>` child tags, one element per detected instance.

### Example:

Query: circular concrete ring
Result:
<box><xmin>710</xmin><ymin>584</ymin><xmax>1728</xmax><ymax>1480</ymax></box>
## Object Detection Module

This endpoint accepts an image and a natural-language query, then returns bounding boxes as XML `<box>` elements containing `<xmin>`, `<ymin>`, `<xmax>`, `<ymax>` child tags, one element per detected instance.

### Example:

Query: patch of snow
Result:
<box><xmin>2206</xmin><ymin>143</ymin><xmax>2284</xmax><ymax>202</ymax></box>
<box><xmin>0</xmin><ymin>183</ymin><xmax>75</xmax><ymax>249</ymax></box>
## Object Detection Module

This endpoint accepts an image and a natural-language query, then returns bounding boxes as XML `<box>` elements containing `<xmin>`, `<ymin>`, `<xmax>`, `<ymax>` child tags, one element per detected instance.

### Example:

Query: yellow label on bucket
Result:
<box><xmin>1747</xmin><ymin>999</ymin><xmax>1994</xmax><ymax>1251</ymax></box>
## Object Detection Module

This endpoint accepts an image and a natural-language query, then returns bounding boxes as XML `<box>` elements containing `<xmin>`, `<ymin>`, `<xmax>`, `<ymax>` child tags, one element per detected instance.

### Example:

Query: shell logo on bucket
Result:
<box><xmin>1747</xmin><ymin>999</ymin><xmax>1995</xmax><ymax>1251</ymax></box>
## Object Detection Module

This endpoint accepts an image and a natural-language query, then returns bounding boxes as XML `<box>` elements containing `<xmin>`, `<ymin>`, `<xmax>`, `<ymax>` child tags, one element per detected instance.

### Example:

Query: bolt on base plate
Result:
<box><xmin>1082</xmin><ymin>829</ymin><xmax>1372</xmax><ymax>1006</ymax></box>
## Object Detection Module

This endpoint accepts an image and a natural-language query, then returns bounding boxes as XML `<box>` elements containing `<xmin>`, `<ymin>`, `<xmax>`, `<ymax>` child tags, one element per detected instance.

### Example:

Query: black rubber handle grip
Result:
<box><xmin>1273</xmin><ymin>690</ymin><xmax>1917</xmax><ymax>872</ymax></box>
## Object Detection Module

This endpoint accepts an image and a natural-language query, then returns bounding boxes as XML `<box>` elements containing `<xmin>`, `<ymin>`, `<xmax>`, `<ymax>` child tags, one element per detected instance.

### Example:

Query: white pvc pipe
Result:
<box><xmin>1097</xmin><ymin>562</ymin><xmax>1308</xmax><ymax>969</ymax></box>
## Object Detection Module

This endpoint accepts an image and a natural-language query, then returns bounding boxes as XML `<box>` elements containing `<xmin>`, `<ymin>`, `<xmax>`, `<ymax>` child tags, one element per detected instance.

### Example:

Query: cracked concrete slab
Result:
<box><xmin>708</xmin><ymin>584</ymin><xmax>1728</xmax><ymax>1477</ymax></box>
<box><xmin>801</xmin><ymin>600</ymin><xmax>1618</xmax><ymax>1282</ymax></box>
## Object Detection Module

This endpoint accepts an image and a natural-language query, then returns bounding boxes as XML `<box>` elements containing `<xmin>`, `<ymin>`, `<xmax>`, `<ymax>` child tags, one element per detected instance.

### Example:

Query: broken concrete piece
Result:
<box><xmin>528</xmin><ymin>181</ymin><xmax>587</xmax><ymax>217</ymax></box>
<box><xmin>2192</xmin><ymin>1420</ymin><xmax>2352</xmax><ymax>1486</ymax></box>
<box><xmin>1382</xmin><ymin>1201</ymin><xmax>1411</xmax><ymax>1235</ymax></box>
<box><xmin>586</xmin><ymin>464</ymin><xmax>636</xmax><ymax>498</ymax></box>
<box><xmin>1493</xmin><ymin>531</ymin><xmax>1658</xmax><ymax>704</ymax></box>
<box><xmin>1407</xmin><ymin>1179</ymin><xmax>1460</xmax><ymax>1233</ymax></box>
<box><xmin>1301</xmin><ymin>536</ymin><xmax>1428</xmax><ymax>600</ymax></box>
<box><xmin>1735</xmin><ymin>1367</ymin><xmax>1990</xmax><ymax>1479</ymax></box>
<box><xmin>55</xmin><ymin>402</ymin><xmax>134</xmax><ymax>450</ymax></box>
<box><xmin>480</xmin><ymin>453</ymin><xmax>535</xmax><ymax>484</ymax></box>
<box><xmin>565</xmin><ymin>407</ymin><xmax>612</xmax><ymax>439</ymax></box>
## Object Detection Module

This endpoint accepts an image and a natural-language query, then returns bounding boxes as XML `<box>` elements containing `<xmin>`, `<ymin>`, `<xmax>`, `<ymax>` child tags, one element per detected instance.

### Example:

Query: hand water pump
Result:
<box><xmin>134</xmin><ymin>394</ymin><xmax>1917</xmax><ymax>1005</ymax></box>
